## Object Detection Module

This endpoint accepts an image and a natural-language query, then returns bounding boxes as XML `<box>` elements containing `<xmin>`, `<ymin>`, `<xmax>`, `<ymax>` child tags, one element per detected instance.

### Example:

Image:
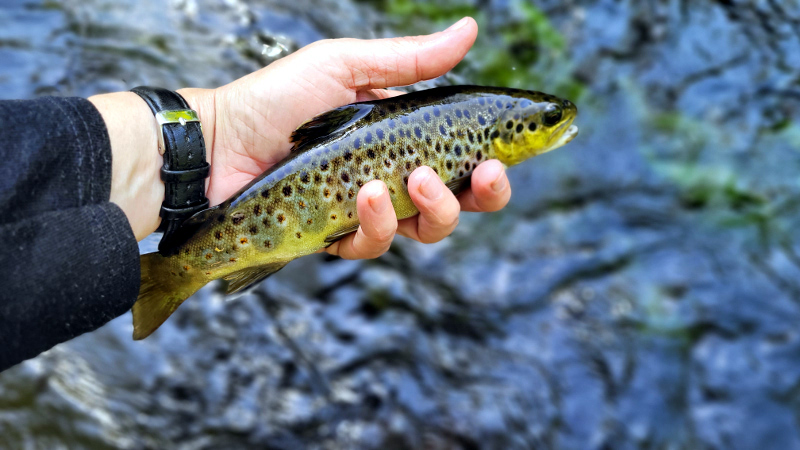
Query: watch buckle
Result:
<box><xmin>155</xmin><ymin>109</ymin><xmax>201</xmax><ymax>155</ymax></box>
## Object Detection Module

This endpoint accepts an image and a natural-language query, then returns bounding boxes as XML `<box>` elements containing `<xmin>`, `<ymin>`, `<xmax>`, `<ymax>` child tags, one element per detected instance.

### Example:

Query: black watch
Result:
<box><xmin>131</xmin><ymin>86</ymin><xmax>210</xmax><ymax>252</ymax></box>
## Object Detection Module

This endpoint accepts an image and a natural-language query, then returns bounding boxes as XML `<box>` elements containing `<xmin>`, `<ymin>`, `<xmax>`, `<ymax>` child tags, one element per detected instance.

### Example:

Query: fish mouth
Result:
<box><xmin>543</xmin><ymin>119</ymin><xmax>579</xmax><ymax>153</ymax></box>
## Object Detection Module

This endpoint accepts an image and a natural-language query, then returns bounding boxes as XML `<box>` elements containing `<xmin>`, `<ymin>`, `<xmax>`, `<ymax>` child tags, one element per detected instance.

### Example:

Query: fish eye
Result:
<box><xmin>543</xmin><ymin>104</ymin><xmax>563</xmax><ymax>127</ymax></box>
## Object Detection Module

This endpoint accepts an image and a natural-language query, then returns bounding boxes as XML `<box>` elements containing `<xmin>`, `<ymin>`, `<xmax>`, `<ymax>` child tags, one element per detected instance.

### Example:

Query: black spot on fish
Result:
<box><xmin>389</xmin><ymin>150</ymin><xmax>396</xmax><ymax>160</ymax></box>
<box><xmin>314</xmin><ymin>173</ymin><xmax>322</xmax><ymax>183</ymax></box>
<box><xmin>414</xmin><ymin>127</ymin><xmax>422</xmax><ymax>138</ymax></box>
<box><xmin>528</xmin><ymin>122</ymin><xmax>537</xmax><ymax>131</ymax></box>
<box><xmin>389</xmin><ymin>134</ymin><xmax>395</xmax><ymax>143</ymax></box>
<box><xmin>326</xmin><ymin>175</ymin><xmax>334</xmax><ymax>184</ymax></box>
<box><xmin>424</xmin><ymin>150</ymin><xmax>429</xmax><ymax>159</ymax></box>
<box><xmin>490</xmin><ymin>130</ymin><xmax>500</xmax><ymax>140</ymax></box>
<box><xmin>467</xmin><ymin>130</ymin><xmax>474</xmax><ymax>143</ymax></box>
<box><xmin>341</xmin><ymin>172</ymin><xmax>350</xmax><ymax>183</ymax></box>
<box><xmin>376</xmin><ymin>129</ymin><xmax>384</xmax><ymax>140</ymax></box>
<box><xmin>367</xmin><ymin>148</ymin><xmax>376</xmax><ymax>159</ymax></box>
<box><xmin>336</xmin><ymin>192</ymin><xmax>343</xmax><ymax>202</ymax></box>
<box><xmin>464</xmin><ymin>162</ymin><xmax>471</xmax><ymax>171</ymax></box>
<box><xmin>384</xmin><ymin>159</ymin><xmax>392</xmax><ymax>168</ymax></box>
<box><xmin>264</xmin><ymin>240</ymin><xmax>272</xmax><ymax>248</ymax></box>
<box><xmin>476</xmin><ymin>150</ymin><xmax>483</xmax><ymax>160</ymax></box>
<box><xmin>330</xmin><ymin>214</ymin><xmax>337</xmax><ymax>220</ymax></box>
<box><xmin>405</xmin><ymin>161</ymin><xmax>412</xmax><ymax>170</ymax></box>
<box><xmin>459</xmin><ymin>170</ymin><xmax>464</xmax><ymax>177</ymax></box>
<box><xmin>364</xmin><ymin>165</ymin><xmax>371</xmax><ymax>175</ymax></box>
<box><xmin>307</xmin><ymin>218</ymin><xmax>313</xmax><ymax>225</ymax></box>
<box><xmin>324</xmin><ymin>188</ymin><xmax>331</xmax><ymax>198</ymax></box>
<box><xmin>260</xmin><ymin>190</ymin><xmax>270</xmax><ymax>199</ymax></box>
<box><xmin>454</xmin><ymin>145</ymin><xmax>462</xmax><ymax>156</ymax></box>
<box><xmin>433</xmin><ymin>106</ymin><xmax>440</xmax><ymax>117</ymax></box>
<box><xmin>388</xmin><ymin>104</ymin><xmax>397</xmax><ymax>112</ymax></box>
<box><xmin>348</xmin><ymin>212</ymin><xmax>353</xmax><ymax>219</ymax></box>
<box><xmin>282</xmin><ymin>185</ymin><xmax>292</xmax><ymax>197</ymax></box>
<box><xmin>407</xmin><ymin>145</ymin><xmax>415</xmax><ymax>155</ymax></box>
<box><xmin>446</xmin><ymin>160</ymin><xmax>453</xmax><ymax>170</ymax></box>
<box><xmin>477</xmin><ymin>132</ymin><xmax>483</xmax><ymax>143</ymax></box>
<box><xmin>356</xmin><ymin>180</ymin><xmax>363</xmax><ymax>187</ymax></box>
<box><xmin>266</xmin><ymin>205</ymin><xmax>274</xmax><ymax>215</ymax></box>
<box><xmin>254</xmin><ymin>204</ymin><xmax>262</xmax><ymax>216</ymax></box>
<box><xmin>344</xmin><ymin>151</ymin><xmax>353</xmax><ymax>161</ymax></box>
<box><xmin>415</xmin><ymin>157</ymin><xmax>422</xmax><ymax>166</ymax></box>
<box><xmin>424</xmin><ymin>112</ymin><xmax>431</xmax><ymax>123</ymax></box>
<box><xmin>506</xmin><ymin>121</ymin><xmax>514</xmax><ymax>129</ymax></box>
<box><xmin>217</xmin><ymin>214</ymin><xmax>225</xmax><ymax>223</ymax></box>
<box><xmin>353</xmin><ymin>138</ymin><xmax>361</xmax><ymax>149</ymax></box>
<box><xmin>277</xmin><ymin>214</ymin><xmax>285</xmax><ymax>223</ymax></box>
<box><xmin>444</xmin><ymin>143</ymin><xmax>451</xmax><ymax>153</ymax></box>
<box><xmin>484</xmin><ymin>128</ymin><xmax>491</xmax><ymax>139</ymax></box>
<box><xmin>320</xmin><ymin>160</ymin><xmax>329</xmax><ymax>171</ymax></box>
<box><xmin>296</xmin><ymin>232</ymin><xmax>302</xmax><ymax>239</ymax></box>
<box><xmin>398</xmin><ymin>147</ymin><xmax>405</xmax><ymax>157</ymax></box>
<box><xmin>232</xmin><ymin>212</ymin><xmax>245</xmax><ymax>225</ymax></box>
<box><xmin>425</xmin><ymin>136</ymin><xmax>432</xmax><ymax>146</ymax></box>
<box><xmin>300</xmin><ymin>172</ymin><xmax>310</xmax><ymax>183</ymax></box>
<box><xmin>348</xmin><ymin>189</ymin><xmax>355</xmax><ymax>199</ymax></box>
<box><xmin>215</xmin><ymin>230</ymin><xmax>223</xmax><ymax>240</ymax></box>
<box><xmin>516</xmin><ymin>123</ymin><xmax>524</xmax><ymax>133</ymax></box>
<box><xmin>403</xmin><ymin>175</ymin><xmax>409</xmax><ymax>184</ymax></box>
<box><xmin>435</xmin><ymin>142</ymin><xmax>441</xmax><ymax>153</ymax></box>
<box><xmin>478</xmin><ymin>115</ymin><xmax>486</xmax><ymax>126</ymax></box>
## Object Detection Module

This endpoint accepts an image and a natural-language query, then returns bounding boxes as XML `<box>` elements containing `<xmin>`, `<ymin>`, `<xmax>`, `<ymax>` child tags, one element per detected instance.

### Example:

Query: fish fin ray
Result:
<box><xmin>324</xmin><ymin>224</ymin><xmax>361</xmax><ymax>245</ymax></box>
<box><xmin>289</xmin><ymin>104</ymin><xmax>374</xmax><ymax>153</ymax></box>
<box><xmin>132</xmin><ymin>252</ymin><xmax>205</xmax><ymax>340</ymax></box>
<box><xmin>223</xmin><ymin>261</ymin><xmax>289</xmax><ymax>295</ymax></box>
<box><xmin>445</xmin><ymin>176</ymin><xmax>472</xmax><ymax>197</ymax></box>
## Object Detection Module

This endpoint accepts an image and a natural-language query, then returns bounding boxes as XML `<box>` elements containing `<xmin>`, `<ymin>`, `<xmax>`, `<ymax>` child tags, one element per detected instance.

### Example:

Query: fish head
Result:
<box><xmin>491</xmin><ymin>92</ymin><xmax>578</xmax><ymax>166</ymax></box>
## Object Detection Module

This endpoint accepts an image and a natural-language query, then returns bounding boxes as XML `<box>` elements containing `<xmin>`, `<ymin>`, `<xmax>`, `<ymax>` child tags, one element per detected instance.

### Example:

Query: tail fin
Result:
<box><xmin>132</xmin><ymin>252</ymin><xmax>205</xmax><ymax>340</ymax></box>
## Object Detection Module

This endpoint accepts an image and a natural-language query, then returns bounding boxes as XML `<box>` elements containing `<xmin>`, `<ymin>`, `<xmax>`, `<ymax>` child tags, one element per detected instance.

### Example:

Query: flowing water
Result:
<box><xmin>2</xmin><ymin>0</ymin><xmax>800</xmax><ymax>448</ymax></box>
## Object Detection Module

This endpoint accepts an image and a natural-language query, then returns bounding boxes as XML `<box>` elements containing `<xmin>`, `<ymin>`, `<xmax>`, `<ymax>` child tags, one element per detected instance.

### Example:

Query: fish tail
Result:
<box><xmin>132</xmin><ymin>252</ymin><xmax>204</xmax><ymax>340</ymax></box>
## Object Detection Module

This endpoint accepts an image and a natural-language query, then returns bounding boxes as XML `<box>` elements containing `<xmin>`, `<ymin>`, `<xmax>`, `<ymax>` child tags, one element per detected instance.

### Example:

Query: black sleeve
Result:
<box><xmin>0</xmin><ymin>97</ymin><xmax>141</xmax><ymax>371</ymax></box>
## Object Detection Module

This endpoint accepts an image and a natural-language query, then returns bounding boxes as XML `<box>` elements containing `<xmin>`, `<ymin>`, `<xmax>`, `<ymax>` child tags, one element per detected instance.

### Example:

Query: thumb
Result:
<box><xmin>311</xmin><ymin>17</ymin><xmax>478</xmax><ymax>90</ymax></box>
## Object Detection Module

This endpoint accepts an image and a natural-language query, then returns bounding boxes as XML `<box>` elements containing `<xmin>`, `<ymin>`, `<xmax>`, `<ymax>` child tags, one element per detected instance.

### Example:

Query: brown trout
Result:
<box><xmin>133</xmin><ymin>86</ymin><xmax>578</xmax><ymax>339</ymax></box>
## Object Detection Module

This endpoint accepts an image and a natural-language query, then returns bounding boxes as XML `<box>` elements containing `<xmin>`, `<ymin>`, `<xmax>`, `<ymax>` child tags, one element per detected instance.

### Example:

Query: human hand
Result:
<box><xmin>97</xmin><ymin>17</ymin><xmax>513</xmax><ymax>254</ymax></box>
<box><xmin>182</xmin><ymin>17</ymin><xmax>512</xmax><ymax>258</ymax></box>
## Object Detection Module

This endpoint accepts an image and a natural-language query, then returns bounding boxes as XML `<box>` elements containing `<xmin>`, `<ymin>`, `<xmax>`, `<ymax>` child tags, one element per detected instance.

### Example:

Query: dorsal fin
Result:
<box><xmin>158</xmin><ymin>205</ymin><xmax>221</xmax><ymax>255</ymax></box>
<box><xmin>289</xmin><ymin>104</ymin><xmax>374</xmax><ymax>153</ymax></box>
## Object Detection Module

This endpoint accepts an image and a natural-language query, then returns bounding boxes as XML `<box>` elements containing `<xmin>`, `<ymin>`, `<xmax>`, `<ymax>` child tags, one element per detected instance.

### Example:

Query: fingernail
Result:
<box><xmin>445</xmin><ymin>17</ymin><xmax>469</xmax><ymax>32</ymax></box>
<box><xmin>368</xmin><ymin>184</ymin><xmax>390</xmax><ymax>214</ymax></box>
<box><xmin>417</xmin><ymin>169</ymin><xmax>442</xmax><ymax>201</ymax></box>
<box><xmin>491</xmin><ymin>171</ymin><xmax>508</xmax><ymax>193</ymax></box>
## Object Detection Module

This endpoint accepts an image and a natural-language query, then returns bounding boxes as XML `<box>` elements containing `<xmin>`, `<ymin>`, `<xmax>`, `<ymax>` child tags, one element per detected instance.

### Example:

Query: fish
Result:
<box><xmin>132</xmin><ymin>85</ymin><xmax>579</xmax><ymax>339</ymax></box>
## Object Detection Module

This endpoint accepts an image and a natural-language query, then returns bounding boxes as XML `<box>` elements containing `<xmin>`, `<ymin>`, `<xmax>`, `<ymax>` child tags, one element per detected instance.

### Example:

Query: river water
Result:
<box><xmin>2</xmin><ymin>0</ymin><xmax>800</xmax><ymax>448</ymax></box>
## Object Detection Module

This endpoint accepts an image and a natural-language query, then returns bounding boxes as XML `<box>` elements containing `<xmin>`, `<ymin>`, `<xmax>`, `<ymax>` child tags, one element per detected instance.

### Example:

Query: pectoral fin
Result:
<box><xmin>324</xmin><ymin>224</ymin><xmax>361</xmax><ymax>245</ymax></box>
<box><xmin>445</xmin><ymin>176</ymin><xmax>471</xmax><ymax>197</ymax></box>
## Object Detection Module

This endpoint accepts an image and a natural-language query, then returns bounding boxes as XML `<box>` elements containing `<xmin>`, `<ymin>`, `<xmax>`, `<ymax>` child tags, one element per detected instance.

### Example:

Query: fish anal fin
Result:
<box><xmin>290</xmin><ymin>104</ymin><xmax>374</xmax><ymax>153</ymax></box>
<box><xmin>445</xmin><ymin>176</ymin><xmax>472</xmax><ymax>197</ymax></box>
<box><xmin>222</xmin><ymin>261</ymin><xmax>289</xmax><ymax>295</ymax></box>
<box><xmin>324</xmin><ymin>224</ymin><xmax>361</xmax><ymax>245</ymax></box>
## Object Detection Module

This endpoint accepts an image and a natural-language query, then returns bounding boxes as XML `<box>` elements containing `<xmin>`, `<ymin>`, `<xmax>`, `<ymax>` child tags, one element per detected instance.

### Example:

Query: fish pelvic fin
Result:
<box><xmin>222</xmin><ymin>261</ymin><xmax>289</xmax><ymax>295</ymax></box>
<box><xmin>132</xmin><ymin>252</ymin><xmax>205</xmax><ymax>340</ymax></box>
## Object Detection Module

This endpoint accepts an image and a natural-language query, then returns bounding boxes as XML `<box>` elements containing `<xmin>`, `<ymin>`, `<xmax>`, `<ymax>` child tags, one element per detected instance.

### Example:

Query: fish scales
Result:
<box><xmin>132</xmin><ymin>86</ymin><xmax>579</xmax><ymax>339</ymax></box>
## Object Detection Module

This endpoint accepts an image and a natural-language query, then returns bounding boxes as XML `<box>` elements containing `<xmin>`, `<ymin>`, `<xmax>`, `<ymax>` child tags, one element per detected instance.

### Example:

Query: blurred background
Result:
<box><xmin>2</xmin><ymin>0</ymin><xmax>800</xmax><ymax>448</ymax></box>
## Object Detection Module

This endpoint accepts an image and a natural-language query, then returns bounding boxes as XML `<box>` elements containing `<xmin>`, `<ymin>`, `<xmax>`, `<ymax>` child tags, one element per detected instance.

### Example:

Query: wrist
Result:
<box><xmin>90</xmin><ymin>88</ymin><xmax>216</xmax><ymax>241</ymax></box>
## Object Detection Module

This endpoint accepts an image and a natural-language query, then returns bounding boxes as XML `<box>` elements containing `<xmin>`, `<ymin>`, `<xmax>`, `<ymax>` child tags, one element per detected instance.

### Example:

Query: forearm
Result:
<box><xmin>88</xmin><ymin>88</ymin><xmax>216</xmax><ymax>240</ymax></box>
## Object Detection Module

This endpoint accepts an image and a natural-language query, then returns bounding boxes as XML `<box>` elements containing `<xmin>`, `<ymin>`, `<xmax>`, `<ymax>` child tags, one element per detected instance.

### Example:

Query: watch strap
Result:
<box><xmin>131</xmin><ymin>86</ymin><xmax>210</xmax><ymax>252</ymax></box>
